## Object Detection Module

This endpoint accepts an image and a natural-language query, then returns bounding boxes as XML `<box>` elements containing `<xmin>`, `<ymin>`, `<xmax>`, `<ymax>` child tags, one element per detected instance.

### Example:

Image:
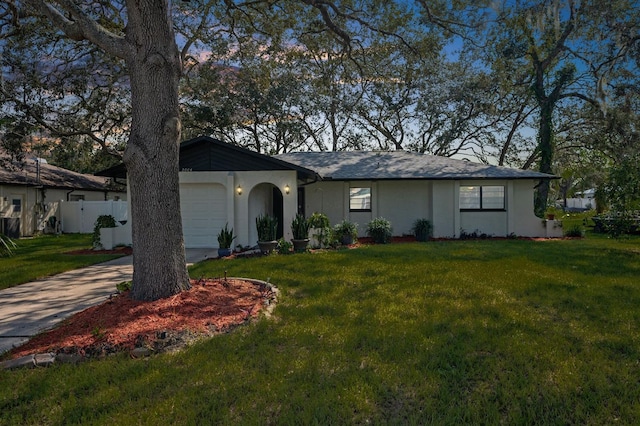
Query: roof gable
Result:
<box><xmin>276</xmin><ymin>151</ymin><xmax>556</xmax><ymax>180</ymax></box>
<box><xmin>179</xmin><ymin>137</ymin><xmax>312</xmax><ymax>175</ymax></box>
<box><xmin>98</xmin><ymin>137</ymin><xmax>319</xmax><ymax>180</ymax></box>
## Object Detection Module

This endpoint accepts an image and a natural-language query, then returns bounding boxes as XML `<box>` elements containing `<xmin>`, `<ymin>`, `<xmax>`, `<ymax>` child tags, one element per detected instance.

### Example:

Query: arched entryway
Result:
<box><xmin>248</xmin><ymin>183</ymin><xmax>284</xmax><ymax>245</ymax></box>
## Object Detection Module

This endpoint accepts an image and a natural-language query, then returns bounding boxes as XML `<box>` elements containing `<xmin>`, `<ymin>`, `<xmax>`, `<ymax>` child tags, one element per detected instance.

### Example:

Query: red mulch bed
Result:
<box><xmin>7</xmin><ymin>278</ymin><xmax>275</xmax><ymax>360</ymax></box>
<box><xmin>358</xmin><ymin>236</ymin><xmax>418</xmax><ymax>244</ymax></box>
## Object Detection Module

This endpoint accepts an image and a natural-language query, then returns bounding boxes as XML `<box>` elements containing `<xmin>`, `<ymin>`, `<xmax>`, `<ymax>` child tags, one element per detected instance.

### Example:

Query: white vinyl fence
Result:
<box><xmin>59</xmin><ymin>200</ymin><xmax>128</xmax><ymax>233</ymax></box>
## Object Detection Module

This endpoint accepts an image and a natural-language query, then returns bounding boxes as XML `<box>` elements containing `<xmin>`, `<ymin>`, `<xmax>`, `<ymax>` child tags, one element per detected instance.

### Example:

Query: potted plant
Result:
<box><xmin>366</xmin><ymin>217</ymin><xmax>392</xmax><ymax>244</ymax></box>
<box><xmin>412</xmin><ymin>218</ymin><xmax>433</xmax><ymax>242</ymax></box>
<box><xmin>308</xmin><ymin>212</ymin><xmax>330</xmax><ymax>249</ymax></box>
<box><xmin>291</xmin><ymin>214</ymin><xmax>311</xmax><ymax>252</ymax></box>
<box><xmin>256</xmin><ymin>213</ymin><xmax>278</xmax><ymax>254</ymax></box>
<box><xmin>217</xmin><ymin>223</ymin><xmax>236</xmax><ymax>257</ymax></box>
<box><xmin>333</xmin><ymin>219</ymin><xmax>358</xmax><ymax>245</ymax></box>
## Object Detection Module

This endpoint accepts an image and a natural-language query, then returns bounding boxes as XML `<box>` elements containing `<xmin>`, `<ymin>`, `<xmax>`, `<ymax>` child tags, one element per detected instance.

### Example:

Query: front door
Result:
<box><xmin>297</xmin><ymin>187</ymin><xmax>305</xmax><ymax>216</ymax></box>
<box><xmin>6</xmin><ymin>195</ymin><xmax>23</xmax><ymax>237</ymax></box>
<box><xmin>272</xmin><ymin>187</ymin><xmax>284</xmax><ymax>239</ymax></box>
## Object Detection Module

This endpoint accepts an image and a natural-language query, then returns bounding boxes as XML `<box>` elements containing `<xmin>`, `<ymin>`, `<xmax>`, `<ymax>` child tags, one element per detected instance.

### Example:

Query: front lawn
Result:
<box><xmin>2</xmin><ymin>235</ymin><xmax>639</xmax><ymax>424</ymax></box>
<box><xmin>0</xmin><ymin>234</ymin><xmax>127</xmax><ymax>290</ymax></box>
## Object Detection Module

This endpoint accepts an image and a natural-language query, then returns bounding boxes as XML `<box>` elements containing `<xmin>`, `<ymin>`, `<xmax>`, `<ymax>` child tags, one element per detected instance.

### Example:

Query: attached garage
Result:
<box><xmin>180</xmin><ymin>183</ymin><xmax>227</xmax><ymax>248</ymax></box>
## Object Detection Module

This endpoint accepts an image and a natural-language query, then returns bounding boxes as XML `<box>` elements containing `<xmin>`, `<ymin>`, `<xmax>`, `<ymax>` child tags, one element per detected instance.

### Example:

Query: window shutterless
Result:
<box><xmin>459</xmin><ymin>186</ymin><xmax>505</xmax><ymax>210</ymax></box>
<box><xmin>349</xmin><ymin>187</ymin><xmax>371</xmax><ymax>212</ymax></box>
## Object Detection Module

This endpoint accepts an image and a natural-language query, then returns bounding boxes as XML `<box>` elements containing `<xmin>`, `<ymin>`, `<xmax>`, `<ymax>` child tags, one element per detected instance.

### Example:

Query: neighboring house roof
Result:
<box><xmin>0</xmin><ymin>155</ymin><xmax>121</xmax><ymax>192</ymax></box>
<box><xmin>276</xmin><ymin>151</ymin><xmax>556</xmax><ymax>181</ymax></box>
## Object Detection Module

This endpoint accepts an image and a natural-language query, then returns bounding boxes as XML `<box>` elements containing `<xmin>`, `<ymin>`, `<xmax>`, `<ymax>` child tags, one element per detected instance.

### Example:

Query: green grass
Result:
<box><xmin>0</xmin><ymin>234</ymin><xmax>126</xmax><ymax>290</ymax></box>
<box><xmin>2</xmin><ymin>235</ymin><xmax>640</xmax><ymax>424</ymax></box>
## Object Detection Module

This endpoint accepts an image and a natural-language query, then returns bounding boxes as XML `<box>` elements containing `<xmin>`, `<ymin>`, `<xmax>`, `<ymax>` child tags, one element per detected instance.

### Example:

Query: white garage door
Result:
<box><xmin>180</xmin><ymin>183</ymin><xmax>227</xmax><ymax>248</ymax></box>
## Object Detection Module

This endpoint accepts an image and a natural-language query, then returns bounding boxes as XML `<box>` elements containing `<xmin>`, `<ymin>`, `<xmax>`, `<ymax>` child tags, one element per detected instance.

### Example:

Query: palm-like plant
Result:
<box><xmin>0</xmin><ymin>234</ymin><xmax>17</xmax><ymax>257</ymax></box>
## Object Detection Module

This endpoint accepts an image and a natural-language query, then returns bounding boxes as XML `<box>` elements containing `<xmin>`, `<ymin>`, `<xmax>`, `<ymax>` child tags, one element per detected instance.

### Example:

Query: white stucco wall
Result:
<box><xmin>303</xmin><ymin>181</ymin><xmax>346</xmax><ymax>226</ymax></box>
<box><xmin>509</xmin><ymin>180</ymin><xmax>547</xmax><ymax>237</ymax></box>
<box><xmin>303</xmin><ymin>180</ymin><xmax>431</xmax><ymax>237</ymax></box>
<box><xmin>178</xmin><ymin>170</ymin><xmax>298</xmax><ymax>248</ymax></box>
<box><xmin>431</xmin><ymin>181</ymin><xmax>457</xmax><ymax>238</ymax></box>
<box><xmin>256</xmin><ymin>176</ymin><xmax>547</xmax><ymax>243</ymax></box>
<box><xmin>90</xmin><ymin>174</ymin><xmax>550</xmax><ymax>250</ymax></box>
<box><xmin>377</xmin><ymin>180</ymin><xmax>430</xmax><ymax>236</ymax></box>
<box><xmin>431</xmin><ymin>179</ymin><xmax>547</xmax><ymax>238</ymax></box>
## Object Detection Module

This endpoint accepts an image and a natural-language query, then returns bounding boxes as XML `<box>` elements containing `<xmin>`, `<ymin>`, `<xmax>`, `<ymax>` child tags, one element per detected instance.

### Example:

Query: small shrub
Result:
<box><xmin>92</xmin><ymin>215</ymin><xmax>117</xmax><ymax>249</ymax></box>
<box><xmin>366</xmin><ymin>217</ymin><xmax>392</xmax><ymax>244</ymax></box>
<box><xmin>605</xmin><ymin>215</ymin><xmax>636</xmax><ymax>237</ymax></box>
<box><xmin>91</xmin><ymin>326</ymin><xmax>106</xmax><ymax>340</ymax></box>
<box><xmin>116</xmin><ymin>280</ymin><xmax>132</xmax><ymax>293</ymax></box>
<box><xmin>333</xmin><ymin>220</ymin><xmax>358</xmax><ymax>245</ymax></box>
<box><xmin>308</xmin><ymin>212</ymin><xmax>331</xmax><ymax>248</ymax></box>
<box><xmin>459</xmin><ymin>229</ymin><xmax>491</xmax><ymax>240</ymax></box>
<box><xmin>276</xmin><ymin>238</ymin><xmax>292</xmax><ymax>254</ymax></box>
<box><xmin>0</xmin><ymin>234</ymin><xmax>17</xmax><ymax>257</ymax></box>
<box><xmin>412</xmin><ymin>218</ymin><xmax>433</xmax><ymax>242</ymax></box>
<box><xmin>564</xmin><ymin>224</ymin><xmax>584</xmax><ymax>238</ymax></box>
<box><xmin>544</xmin><ymin>207</ymin><xmax>564</xmax><ymax>220</ymax></box>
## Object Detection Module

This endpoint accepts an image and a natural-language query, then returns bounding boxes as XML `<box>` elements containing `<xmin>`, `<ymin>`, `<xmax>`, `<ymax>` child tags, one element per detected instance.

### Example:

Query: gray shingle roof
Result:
<box><xmin>276</xmin><ymin>151</ymin><xmax>555</xmax><ymax>180</ymax></box>
<box><xmin>0</xmin><ymin>155</ymin><xmax>119</xmax><ymax>191</ymax></box>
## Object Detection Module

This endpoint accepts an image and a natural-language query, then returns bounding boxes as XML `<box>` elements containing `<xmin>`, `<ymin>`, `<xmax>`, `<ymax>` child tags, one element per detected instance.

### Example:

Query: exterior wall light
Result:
<box><xmin>284</xmin><ymin>184</ymin><xmax>290</xmax><ymax>195</ymax></box>
<box><xmin>236</xmin><ymin>185</ymin><xmax>242</xmax><ymax>195</ymax></box>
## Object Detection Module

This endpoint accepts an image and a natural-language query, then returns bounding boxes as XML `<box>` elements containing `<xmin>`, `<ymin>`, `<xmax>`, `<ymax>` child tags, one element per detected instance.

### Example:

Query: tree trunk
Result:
<box><xmin>124</xmin><ymin>0</ymin><xmax>190</xmax><ymax>300</ymax></box>
<box><xmin>534</xmin><ymin>101</ymin><xmax>554</xmax><ymax>217</ymax></box>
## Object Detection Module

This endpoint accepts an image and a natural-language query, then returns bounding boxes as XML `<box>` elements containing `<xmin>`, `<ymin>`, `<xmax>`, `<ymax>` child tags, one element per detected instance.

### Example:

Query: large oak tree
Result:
<box><xmin>3</xmin><ymin>0</ymin><xmax>430</xmax><ymax>301</ymax></box>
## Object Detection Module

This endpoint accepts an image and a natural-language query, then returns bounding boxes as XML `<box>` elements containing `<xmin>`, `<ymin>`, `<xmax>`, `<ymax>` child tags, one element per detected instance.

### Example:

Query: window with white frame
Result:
<box><xmin>349</xmin><ymin>187</ymin><xmax>371</xmax><ymax>211</ymax></box>
<box><xmin>459</xmin><ymin>185</ymin><xmax>505</xmax><ymax>210</ymax></box>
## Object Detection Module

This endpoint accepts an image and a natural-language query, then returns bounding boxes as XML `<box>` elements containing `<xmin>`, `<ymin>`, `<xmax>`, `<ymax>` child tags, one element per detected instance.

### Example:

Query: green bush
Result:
<box><xmin>116</xmin><ymin>280</ymin><xmax>132</xmax><ymax>293</ymax></box>
<box><xmin>308</xmin><ymin>212</ymin><xmax>331</xmax><ymax>248</ymax></box>
<box><xmin>366</xmin><ymin>217</ymin><xmax>392</xmax><ymax>244</ymax></box>
<box><xmin>276</xmin><ymin>238</ymin><xmax>292</xmax><ymax>254</ymax></box>
<box><xmin>564</xmin><ymin>224</ymin><xmax>584</xmax><ymax>238</ymax></box>
<box><xmin>592</xmin><ymin>211</ymin><xmax>640</xmax><ymax>236</ymax></box>
<box><xmin>412</xmin><ymin>218</ymin><xmax>433</xmax><ymax>242</ymax></box>
<box><xmin>333</xmin><ymin>220</ymin><xmax>358</xmax><ymax>245</ymax></box>
<box><xmin>92</xmin><ymin>215</ymin><xmax>117</xmax><ymax>249</ymax></box>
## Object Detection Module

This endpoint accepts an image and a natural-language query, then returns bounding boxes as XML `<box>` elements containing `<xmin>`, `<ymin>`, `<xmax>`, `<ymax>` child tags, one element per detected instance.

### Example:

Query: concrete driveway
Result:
<box><xmin>0</xmin><ymin>248</ymin><xmax>217</xmax><ymax>355</ymax></box>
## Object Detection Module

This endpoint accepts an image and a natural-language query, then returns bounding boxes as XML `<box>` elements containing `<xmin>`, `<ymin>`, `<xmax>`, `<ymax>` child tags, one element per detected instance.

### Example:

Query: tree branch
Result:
<box><xmin>300</xmin><ymin>0</ymin><xmax>351</xmax><ymax>49</ymax></box>
<box><xmin>22</xmin><ymin>0</ymin><xmax>129</xmax><ymax>59</ymax></box>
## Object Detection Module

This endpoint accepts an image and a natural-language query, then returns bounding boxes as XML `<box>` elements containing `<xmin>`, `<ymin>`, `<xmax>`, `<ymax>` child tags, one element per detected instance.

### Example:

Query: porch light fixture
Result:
<box><xmin>284</xmin><ymin>184</ymin><xmax>290</xmax><ymax>195</ymax></box>
<box><xmin>236</xmin><ymin>185</ymin><xmax>242</xmax><ymax>195</ymax></box>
